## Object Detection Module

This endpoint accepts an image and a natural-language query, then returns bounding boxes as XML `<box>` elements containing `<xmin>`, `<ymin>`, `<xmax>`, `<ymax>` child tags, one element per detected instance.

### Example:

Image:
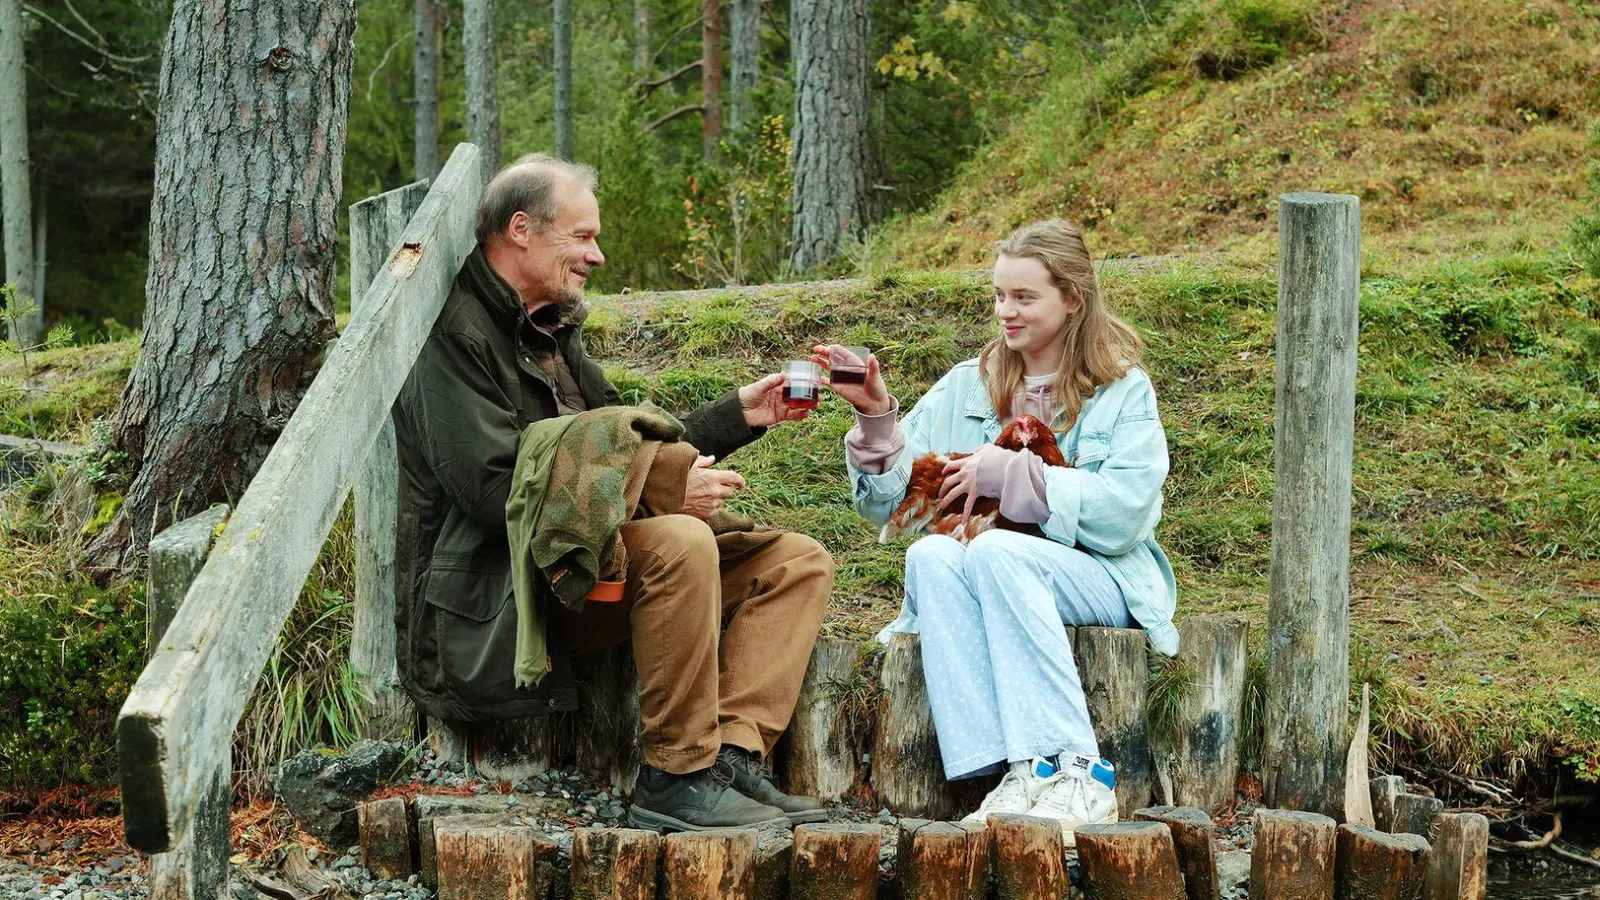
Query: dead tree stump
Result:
<box><xmin>1076</xmin><ymin>822</ymin><xmax>1186</xmax><ymax>900</ymax></box>
<box><xmin>1392</xmin><ymin>794</ymin><xmax>1444</xmax><ymax>838</ymax></box>
<box><xmin>571</xmin><ymin>646</ymin><xmax>643</xmax><ymax>795</ymax></box>
<box><xmin>988</xmin><ymin>814</ymin><xmax>1065</xmax><ymax>900</ymax></box>
<box><xmin>873</xmin><ymin>633</ymin><xmax>961</xmax><ymax>819</ymax></box>
<box><xmin>896</xmin><ymin>819</ymin><xmax>989</xmax><ymax>900</ymax></box>
<box><xmin>473</xmin><ymin>716</ymin><xmax>557</xmax><ymax>783</ymax></box>
<box><xmin>781</xmin><ymin>637</ymin><xmax>864</xmax><ymax>803</ymax></box>
<box><xmin>1249</xmin><ymin>809</ymin><xmax>1336</xmax><ymax>900</ymax></box>
<box><xmin>1370</xmin><ymin>776</ymin><xmax>1405</xmax><ymax>833</ymax></box>
<box><xmin>1334</xmin><ymin>824</ymin><xmax>1428</xmax><ymax>900</ymax></box>
<box><xmin>1132</xmin><ymin>806</ymin><xmax>1220</xmax><ymax>900</ymax></box>
<box><xmin>790</xmin><ymin>824</ymin><xmax>880</xmax><ymax>900</ymax></box>
<box><xmin>434</xmin><ymin>823</ymin><xmax>559</xmax><ymax>900</ymax></box>
<box><xmin>1167</xmin><ymin>616</ymin><xmax>1247</xmax><ymax>813</ymax></box>
<box><xmin>663</xmin><ymin>831</ymin><xmax>758</xmax><ymax>900</ymax></box>
<box><xmin>358</xmin><ymin>796</ymin><xmax>414</xmax><ymax>881</ymax></box>
<box><xmin>1423</xmin><ymin>813</ymin><xmax>1488</xmax><ymax>900</ymax></box>
<box><xmin>571</xmin><ymin>828</ymin><xmax>660</xmax><ymax>900</ymax></box>
<box><xmin>1075</xmin><ymin>627</ymin><xmax>1153</xmax><ymax>817</ymax></box>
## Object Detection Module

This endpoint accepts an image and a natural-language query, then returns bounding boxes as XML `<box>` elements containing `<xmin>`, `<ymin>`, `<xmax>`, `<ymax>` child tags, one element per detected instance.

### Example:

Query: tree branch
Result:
<box><xmin>21</xmin><ymin>3</ymin><xmax>151</xmax><ymax>66</ymax></box>
<box><xmin>366</xmin><ymin>34</ymin><xmax>411</xmax><ymax>102</ymax></box>
<box><xmin>645</xmin><ymin>104</ymin><xmax>705</xmax><ymax>131</ymax></box>
<box><xmin>637</xmin><ymin>58</ymin><xmax>701</xmax><ymax>93</ymax></box>
<box><xmin>645</xmin><ymin>13</ymin><xmax>703</xmax><ymax>73</ymax></box>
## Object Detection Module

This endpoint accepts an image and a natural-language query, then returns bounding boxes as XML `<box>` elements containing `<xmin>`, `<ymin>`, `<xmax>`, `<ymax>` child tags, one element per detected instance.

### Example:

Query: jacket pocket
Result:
<box><xmin>421</xmin><ymin>561</ymin><xmax>518</xmax><ymax>703</ymax></box>
<box><xmin>1072</xmin><ymin>432</ymin><xmax>1112</xmax><ymax>471</ymax></box>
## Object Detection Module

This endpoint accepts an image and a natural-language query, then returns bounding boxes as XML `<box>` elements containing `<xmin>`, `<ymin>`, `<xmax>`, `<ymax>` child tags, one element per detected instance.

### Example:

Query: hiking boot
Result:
<box><xmin>717</xmin><ymin>745</ymin><xmax>829</xmax><ymax>825</ymax></box>
<box><xmin>627</xmin><ymin>760</ymin><xmax>789</xmax><ymax>832</ymax></box>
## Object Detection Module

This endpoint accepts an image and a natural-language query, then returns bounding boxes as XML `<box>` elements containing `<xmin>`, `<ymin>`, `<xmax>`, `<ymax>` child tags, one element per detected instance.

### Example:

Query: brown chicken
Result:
<box><xmin>881</xmin><ymin>414</ymin><xmax>1070</xmax><ymax>544</ymax></box>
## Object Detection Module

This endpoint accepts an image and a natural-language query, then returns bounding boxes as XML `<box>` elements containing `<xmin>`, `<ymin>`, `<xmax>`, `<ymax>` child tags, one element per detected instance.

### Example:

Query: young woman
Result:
<box><xmin>818</xmin><ymin>219</ymin><xmax>1178</xmax><ymax>839</ymax></box>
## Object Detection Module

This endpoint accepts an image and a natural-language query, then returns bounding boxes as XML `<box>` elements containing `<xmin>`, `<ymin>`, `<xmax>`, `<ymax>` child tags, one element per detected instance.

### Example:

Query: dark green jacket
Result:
<box><xmin>394</xmin><ymin>247</ymin><xmax>762</xmax><ymax>722</ymax></box>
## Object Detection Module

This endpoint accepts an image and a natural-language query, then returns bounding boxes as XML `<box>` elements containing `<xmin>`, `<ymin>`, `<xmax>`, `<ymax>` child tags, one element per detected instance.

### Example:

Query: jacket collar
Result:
<box><xmin>461</xmin><ymin>244</ymin><xmax>590</xmax><ymax>337</ymax></box>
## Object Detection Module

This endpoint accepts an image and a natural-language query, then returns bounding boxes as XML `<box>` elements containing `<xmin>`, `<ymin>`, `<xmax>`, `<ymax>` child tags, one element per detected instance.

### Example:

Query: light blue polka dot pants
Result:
<box><xmin>905</xmin><ymin>529</ymin><xmax>1134</xmax><ymax>780</ymax></box>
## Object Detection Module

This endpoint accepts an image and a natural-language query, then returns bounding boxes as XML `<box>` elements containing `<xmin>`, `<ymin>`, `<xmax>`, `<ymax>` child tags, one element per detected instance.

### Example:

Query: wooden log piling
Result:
<box><xmin>1076</xmin><ymin>821</ymin><xmax>1186</xmax><ymax>900</ymax></box>
<box><xmin>1132</xmin><ymin>806</ymin><xmax>1220</xmax><ymax>900</ymax></box>
<box><xmin>873</xmin><ymin>634</ymin><xmax>960</xmax><ymax>819</ymax></box>
<box><xmin>419</xmin><ymin>806</ymin><xmax>514</xmax><ymax>889</ymax></box>
<box><xmin>895</xmin><ymin>819</ymin><xmax>988</xmax><ymax>900</ymax></box>
<box><xmin>1370</xmin><ymin>775</ymin><xmax>1405</xmax><ymax>834</ymax></box>
<box><xmin>1334</xmin><ymin>824</ymin><xmax>1428</xmax><ymax>900</ymax></box>
<box><xmin>781</xmin><ymin>637</ymin><xmax>864</xmax><ymax>803</ymax></box>
<box><xmin>1392</xmin><ymin>793</ymin><xmax>1444</xmax><ymax>838</ymax></box>
<box><xmin>358</xmin><ymin>796</ymin><xmax>415</xmax><ymax>881</ymax></box>
<box><xmin>987</xmin><ymin>814</ymin><xmax>1065</xmax><ymax>900</ymax></box>
<box><xmin>571</xmin><ymin>828</ymin><xmax>661</xmax><ymax>900</ymax></box>
<box><xmin>1167</xmin><ymin>615</ymin><xmax>1248</xmax><ymax>813</ymax></box>
<box><xmin>789</xmin><ymin>824</ymin><xmax>880</xmax><ymax>900</ymax></box>
<box><xmin>1423</xmin><ymin>813</ymin><xmax>1489</xmax><ymax>900</ymax></box>
<box><xmin>1249</xmin><ymin>809</ymin><xmax>1337</xmax><ymax>900</ymax></box>
<box><xmin>572</xmin><ymin>645</ymin><xmax>644</xmax><ymax>794</ymax></box>
<box><xmin>754</xmin><ymin>826</ymin><xmax>795</xmax><ymax>900</ymax></box>
<box><xmin>435</xmin><ymin>823</ymin><xmax>559</xmax><ymax>900</ymax></box>
<box><xmin>663</xmin><ymin>831</ymin><xmax>758</xmax><ymax>900</ymax></box>
<box><xmin>1075</xmin><ymin>627</ymin><xmax>1154</xmax><ymax>816</ymax></box>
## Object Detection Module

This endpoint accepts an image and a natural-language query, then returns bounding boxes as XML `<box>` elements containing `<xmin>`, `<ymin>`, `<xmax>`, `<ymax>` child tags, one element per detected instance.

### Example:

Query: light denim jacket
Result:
<box><xmin>849</xmin><ymin>358</ymin><xmax>1180</xmax><ymax>656</ymax></box>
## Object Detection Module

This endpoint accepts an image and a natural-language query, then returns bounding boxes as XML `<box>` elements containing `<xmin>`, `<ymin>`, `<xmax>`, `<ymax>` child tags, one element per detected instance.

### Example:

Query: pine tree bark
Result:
<box><xmin>729</xmin><ymin>0</ymin><xmax>759</xmax><ymax>134</ymax></box>
<box><xmin>632</xmin><ymin>0</ymin><xmax>650</xmax><ymax>75</ymax></box>
<box><xmin>0</xmin><ymin>0</ymin><xmax>38</xmax><ymax>346</ymax></box>
<box><xmin>701</xmin><ymin>0</ymin><xmax>722</xmax><ymax>159</ymax></box>
<box><xmin>95</xmin><ymin>0</ymin><xmax>356</xmax><ymax>564</ymax></box>
<box><xmin>31</xmin><ymin>170</ymin><xmax>44</xmax><ymax>316</ymax></box>
<box><xmin>464</xmin><ymin>0</ymin><xmax>500</xmax><ymax>179</ymax></box>
<box><xmin>554</xmin><ymin>0</ymin><xmax>573</xmax><ymax>160</ymax></box>
<box><xmin>788</xmin><ymin>0</ymin><xmax>870</xmax><ymax>272</ymax></box>
<box><xmin>414</xmin><ymin>0</ymin><xmax>441</xmax><ymax>182</ymax></box>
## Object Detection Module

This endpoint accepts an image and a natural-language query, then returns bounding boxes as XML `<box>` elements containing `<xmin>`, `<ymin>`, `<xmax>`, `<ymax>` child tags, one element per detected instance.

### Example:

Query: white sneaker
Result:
<box><xmin>960</xmin><ymin>757</ymin><xmax>1061</xmax><ymax>825</ymax></box>
<box><xmin>1026</xmin><ymin>754</ymin><xmax>1119</xmax><ymax>846</ymax></box>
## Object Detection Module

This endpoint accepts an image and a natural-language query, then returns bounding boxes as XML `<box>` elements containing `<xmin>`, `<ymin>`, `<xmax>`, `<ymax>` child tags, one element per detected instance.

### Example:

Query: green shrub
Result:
<box><xmin>1572</xmin><ymin>122</ymin><xmax>1600</xmax><ymax>278</ymax></box>
<box><xmin>1189</xmin><ymin>0</ymin><xmax>1318</xmax><ymax>80</ymax></box>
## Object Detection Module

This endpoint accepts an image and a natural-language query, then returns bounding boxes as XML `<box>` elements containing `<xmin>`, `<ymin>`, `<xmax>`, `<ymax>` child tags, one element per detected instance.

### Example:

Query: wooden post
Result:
<box><xmin>1263</xmin><ymin>192</ymin><xmax>1360</xmax><ymax>817</ymax></box>
<box><xmin>1076</xmin><ymin>822</ymin><xmax>1186</xmax><ymax>900</ymax></box>
<box><xmin>418</xmin><ymin>804</ymin><xmax>516</xmax><ymax>889</ymax></box>
<box><xmin>987</xmin><ymin>814</ymin><xmax>1065</xmax><ymax>900</ymax></box>
<box><xmin>1075</xmin><ymin>628</ymin><xmax>1153</xmax><ymax>816</ymax></box>
<box><xmin>1392</xmin><ymin>794</ymin><xmax>1444</xmax><ymax>838</ymax></box>
<box><xmin>754</xmin><ymin>826</ymin><xmax>794</xmax><ymax>900</ymax></box>
<box><xmin>473</xmin><ymin>716</ymin><xmax>557</xmax><ymax>783</ymax></box>
<box><xmin>1334</xmin><ymin>824</ymin><xmax>1428</xmax><ymax>900</ymax></box>
<box><xmin>1370</xmin><ymin>776</ymin><xmax>1405</xmax><ymax>833</ymax></box>
<box><xmin>896</xmin><ymin>820</ymin><xmax>987</xmax><ymax>900</ymax></box>
<box><xmin>1132</xmin><ymin>807</ymin><xmax>1220</xmax><ymax>900</ymax></box>
<box><xmin>1249</xmin><ymin>809</ymin><xmax>1337</xmax><ymax>900</ymax></box>
<box><xmin>572</xmin><ymin>828</ymin><xmax>660</xmax><ymax>900</ymax></box>
<box><xmin>781</xmin><ymin>637</ymin><xmax>863</xmax><ymax>803</ymax></box>
<box><xmin>873</xmin><ymin>633</ymin><xmax>960</xmax><ymax>819</ymax></box>
<box><xmin>1423</xmin><ymin>813</ymin><xmax>1488</xmax><ymax>900</ymax></box>
<box><xmin>663</xmin><ymin>831</ymin><xmax>757</xmax><ymax>900</ymax></box>
<box><xmin>571</xmin><ymin>645</ymin><xmax>643</xmax><ymax>795</ymax></box>
<box><xmin>789</xmin><ymin>824</ymin><xmax>879</xmax><ymax>900</ymax></box>
<box><xmin>145</xmin><ymin>506</ymin><xmax>231</xmax><ymax>900</ymax></box>
<box><xmin>1166</xmin><ymin>615</ymin><xmax>1248</xmax><ymax>813</ymax></box>
<box><xmin>349</xmin><ymin>179</ymin><xmax>431</xmax><ymax>742</ymax></box>
<box><xmin>358</xmin><ymin>796</ymin><xmax>415</xmax><ymax>880</ymax></box>
<box><xmin>435</xmin><ymin>823</ymin><xmax>559</xmax><ymax>900</ymax></box>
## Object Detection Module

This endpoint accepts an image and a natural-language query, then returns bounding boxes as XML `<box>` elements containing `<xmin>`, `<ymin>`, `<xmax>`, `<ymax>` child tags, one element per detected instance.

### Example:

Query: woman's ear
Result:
<box><xmin>1063</xmin><ymin>283</ymin><xmax>1085</xmax><ymax>315</ymax></box>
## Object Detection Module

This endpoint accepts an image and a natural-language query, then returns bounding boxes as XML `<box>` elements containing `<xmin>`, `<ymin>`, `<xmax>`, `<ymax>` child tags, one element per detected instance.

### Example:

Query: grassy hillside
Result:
<box><xmin>871</xmin><ymin>0</ymin><xmax>1600</xmax><ymax>269</ymax></box>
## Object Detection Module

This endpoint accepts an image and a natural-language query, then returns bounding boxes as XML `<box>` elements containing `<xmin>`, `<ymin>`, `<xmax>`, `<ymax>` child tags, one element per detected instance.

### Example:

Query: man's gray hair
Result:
<box><xmin>475</xmin><ymin>153</ymin><xmax>599</xmax><ymax>245</ymax></box>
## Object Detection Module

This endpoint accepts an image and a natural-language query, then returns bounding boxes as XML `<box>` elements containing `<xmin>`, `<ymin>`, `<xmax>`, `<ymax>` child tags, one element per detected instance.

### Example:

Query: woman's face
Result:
<box><xmin>993</xmin><ymin>254</ymin><xmax>1079</xmax><ymax>358</ymax></box>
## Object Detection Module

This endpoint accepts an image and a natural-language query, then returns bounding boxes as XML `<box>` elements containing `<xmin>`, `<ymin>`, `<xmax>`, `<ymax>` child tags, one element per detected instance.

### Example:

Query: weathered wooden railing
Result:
<box><xmin>119</xmin><ymin>143</ymin><xmax>484</xmax><ymax>896</ymax></box>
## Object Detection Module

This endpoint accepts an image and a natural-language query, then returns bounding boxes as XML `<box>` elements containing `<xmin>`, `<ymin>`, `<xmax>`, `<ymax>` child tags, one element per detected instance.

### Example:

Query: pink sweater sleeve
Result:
<box><xmin>844</xmin><ymin>398</ymin><xmax>905</xmax><ymax>475</ymax></box>
<box><xmin>998</xmin><ymin>449</ymin><xmax>1052</xmax><ymax>524</ymax></box>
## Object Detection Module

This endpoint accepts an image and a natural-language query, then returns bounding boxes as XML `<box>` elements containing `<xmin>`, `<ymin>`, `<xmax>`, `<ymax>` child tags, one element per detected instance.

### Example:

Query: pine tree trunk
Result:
<box><xmin>633</xmin><ymin>0</ymin><xmax>650</xmax><ymax>75</ymax></box>
<box><xmin>0</xmin><ymin>0</ymin><xmax>38</xmax><ymax>346</ymax></box>
<box><xmin>701</xmin><ymin>0</ymin><xmax>722</xmax><ymax>159</ymax></box>
<box><xmin>729</xmin><ymin>0</ymin><xmax>759</xmax><ymax>134</ymax></box>
<box><xmin>96</xmin><ymin>0</ymin><xmax>356</xmax><ymax>563</ymax></box>
<box><xmin>464</xmin><ymin>0</ymin><xmax>500</xmax><ymax>179</ymax></box>
<box><xmin>554</xmin><ymin>0</ymin><xmax>573</xmax><ymax>160</ymax></box>
<box><xmin>31</xmin><ymin>171</ymin><xmax>44</xmax><ymax>320</ymax></box>
<box><xmin>415</xmin><ymin>0</ymin><xmax>441</xmax><ymax>182</ymax></box>
<box><xmin>788</xmin><ymin>0</ymin><xmax>870</xmax><ymax>272</ymax></box>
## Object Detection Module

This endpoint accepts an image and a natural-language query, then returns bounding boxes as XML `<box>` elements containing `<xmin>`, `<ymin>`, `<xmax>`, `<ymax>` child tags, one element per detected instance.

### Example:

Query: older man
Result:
<box><xmin>394</xmin><ymin>154</ymin><xmax>834</xmax><ymax>831</ymax></box>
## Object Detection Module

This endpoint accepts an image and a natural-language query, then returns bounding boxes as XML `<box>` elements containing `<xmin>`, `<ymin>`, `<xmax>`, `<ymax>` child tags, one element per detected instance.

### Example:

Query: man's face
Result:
<box><xmin>516</xmin><ymin>179</ymin><xmax>605</xmax><ymax>310</ymax></box>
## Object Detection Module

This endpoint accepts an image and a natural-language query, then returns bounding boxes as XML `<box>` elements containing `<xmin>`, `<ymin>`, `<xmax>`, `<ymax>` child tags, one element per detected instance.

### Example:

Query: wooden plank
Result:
<box><xmin>359</xmin><ymin>796</ymin><xmax>415</xmax><ymax>881</ymax></box>
<box><xmin>1167</xmin><ymin>615</ymin><xmax>1248</xmax><ymax>813</ymax></box>
<box><xmin>789</xmin><ymin>824</ymin><xmax>879</xmax><ymax>900</ymax></box>
<box><xmin>348</xmin><ymin>178</ymin><xmax>430</xmax><ymax>743</ymax></box>
<box><xmin>116</xmin><ymin>143</ymin><xmax>483</xmax><ymax>853</ymax></box>
<box><xmin>145</xmin><ymin>504</ymin><xmax>230</xmax><ymax>656</ymax></box>
<box><xmin>1249</xmin><ymin>809</ymin><xmax>1337</xmax><ymax>900</ymax></box>
<box><xmin>1392</xmin><ymin>793</ymin><xmax>1444</xmax><ymax>838</ymax></box>
<box><xmin>1334</xmin><ymin>824</ymin><xmax>1428</xmax><ymax>900</ymax></box>
<box><xmin>1370</xmin><ymin>775</ymin><xmax>1405</xmax><ymax>833</ymax></box>
<box><xmin>1344</xmin><ymin>685</ymin><xmax>1374</xmax><ymax>827</ymax></box>
<box><xmin>1132</xmin><ymin>806</ymin><xmax>1220</xmax><ymax>900</ymax></box>
<box><xmin>781</xmin><ymin>637</ymin><xmax>863</xmax><ymax>803</ymax></box>
<box><xmin>1075</xmin><ymin>627</ymin><xmax>1153</xmax><ymax>817</ymax></box>
<box><xmin>1076</xmin><ymin>821</ymin><xmax>1186</xmax><ymax>900</ymax></box>
<box><xmin>895</xmin><ymin>819</ymin><xmax>988</xmax><ymax>900</ymax></box>
<box><xmin>571</xmin><ymin>827</ymin><xmax>660</xmax><ymax>900</ymax></box>
<box><xmin>1263</xmin><ymin>192</ymin><xmax>1360</xmax><ymax>817</ymax></box>
<box><xmin>1423</xmin><ymin>813</ymin><xmax>1488</xmax><ymax>900</ymax></box>
<box><xmin>988</xmin><ymin>814</ymin><xmax>1065</xmax><ymax>900</ymax></box>
<box><xmin>435</xmin><ymin>822</ymin><xmax>558</xmax><ymax>900</ymax></box>
<box><xmin>872</xmin><ymin>633</ymin><xmax>960</xmax><ymax>819</ymax></box>
<box><xmin>663</xmin><ymin>831</ymin><xmax>757</xmax><ymax>900</ymax></box>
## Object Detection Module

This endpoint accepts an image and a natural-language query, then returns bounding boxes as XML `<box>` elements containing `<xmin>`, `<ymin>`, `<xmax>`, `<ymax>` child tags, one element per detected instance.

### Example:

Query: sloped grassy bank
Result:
<box><xmin>2</xmin><ymin>252</ymin><xmax>1597</xmax><ymax>799</ymax></box>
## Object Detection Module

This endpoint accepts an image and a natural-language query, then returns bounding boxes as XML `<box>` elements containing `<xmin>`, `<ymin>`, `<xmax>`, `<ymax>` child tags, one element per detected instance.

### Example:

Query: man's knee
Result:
<box><xmin>626</xmin><ymin>514</ymin><xmax>718</xmax><ymax>576</ymax></box>
<box><xmin>771</xmin><ymin>532</ymin><xmax>836</xmax><ymax>598</ymax></box>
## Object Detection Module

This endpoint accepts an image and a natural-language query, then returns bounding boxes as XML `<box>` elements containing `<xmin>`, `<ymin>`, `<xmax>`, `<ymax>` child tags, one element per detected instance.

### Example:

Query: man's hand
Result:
<box><xmin>683</xmin><ymin>454</ymin><xmax>746</xmax><ymax>520</ymax></box>
<box><xmin>739</xmin><ymin>372</ymin><xmax>811</xmax><ymax>428</ymax></box>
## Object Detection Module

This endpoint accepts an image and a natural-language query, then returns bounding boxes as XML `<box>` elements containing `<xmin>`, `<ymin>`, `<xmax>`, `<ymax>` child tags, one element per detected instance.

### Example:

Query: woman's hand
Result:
<box><xmin>811</xmin><ymin>344</ymin><xmax>893</xmax><ymax>416</ymax></box>
<box><xmin>937</xmin><ymin>444</ymin><xmax>1017</xmax><ymax>520</ymax></box>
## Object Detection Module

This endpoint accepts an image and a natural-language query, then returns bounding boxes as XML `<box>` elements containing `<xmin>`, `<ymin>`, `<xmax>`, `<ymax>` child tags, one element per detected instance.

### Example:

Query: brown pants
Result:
<box><xmin>552</xmin><ymin>515</ymin><xmax>834</xmax><ymax>774</ymax></box>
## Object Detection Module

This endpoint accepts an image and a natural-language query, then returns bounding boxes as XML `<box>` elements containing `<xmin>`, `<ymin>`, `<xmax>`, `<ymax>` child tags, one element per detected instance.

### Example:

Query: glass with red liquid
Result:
<box><xmin>829</xmin><ymin>345</ymin><xmax>872</xmax><ymax>385</ymax></box>
<box><xmin>783</xmin><ymin>360</ymin><xmax>821</xmax><ymax>409</ymax></box>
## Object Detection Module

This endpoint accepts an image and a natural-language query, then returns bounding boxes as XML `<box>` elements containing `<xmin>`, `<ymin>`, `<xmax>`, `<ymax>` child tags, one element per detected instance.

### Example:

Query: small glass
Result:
<box><xmin>783</xmin><ymin>360</ymin><xmax>822</xmax><ymax>409</ymax></box>
<box><xmin>829</xmin><ymin>345</ymin><xmax>872</xmax><ymax>385</ymax></box>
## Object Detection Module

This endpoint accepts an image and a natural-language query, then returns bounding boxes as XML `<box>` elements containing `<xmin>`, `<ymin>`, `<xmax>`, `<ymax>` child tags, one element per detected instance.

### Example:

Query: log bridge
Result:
<box><xmin>118</xmin><ymin>153</ymin><xmax>1468</xmax><ymax>897</ymax></box>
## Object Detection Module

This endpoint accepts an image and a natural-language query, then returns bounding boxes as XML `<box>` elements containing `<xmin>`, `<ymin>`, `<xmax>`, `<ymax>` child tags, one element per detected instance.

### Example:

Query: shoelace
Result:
<box><xmin>707</xmin><ymin>760</ymin><xmax>738</xmax><ymax>790</ymax></box>
<box><xmin>979</xmin><ymin>770</ymin><xmax>1029</xmax><ymax>812</ymax></box>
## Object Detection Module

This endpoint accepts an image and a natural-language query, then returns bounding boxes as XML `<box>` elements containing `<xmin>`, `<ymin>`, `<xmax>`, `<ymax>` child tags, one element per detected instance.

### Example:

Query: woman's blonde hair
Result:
<box><xmin>981</xmin><ymin>219</ymin><xmax>1143</xmax><ymax>426</ymax></box>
